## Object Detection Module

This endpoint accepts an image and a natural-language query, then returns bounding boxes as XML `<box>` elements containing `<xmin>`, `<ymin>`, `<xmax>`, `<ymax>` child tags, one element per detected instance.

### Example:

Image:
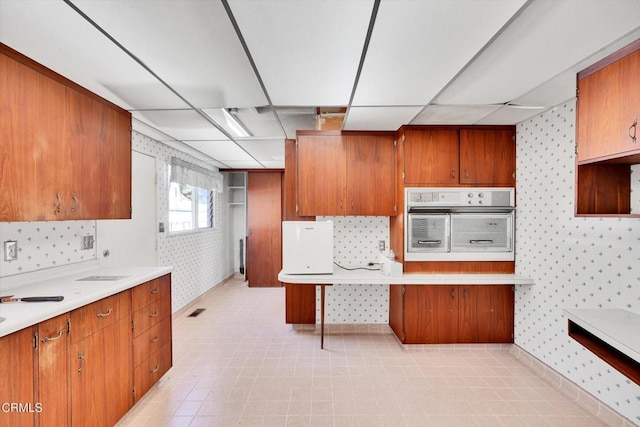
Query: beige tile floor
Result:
<box><xmin>117</xmin><ymin>277</ymin><xmax>606</xmax><ymax>427</ymax></box>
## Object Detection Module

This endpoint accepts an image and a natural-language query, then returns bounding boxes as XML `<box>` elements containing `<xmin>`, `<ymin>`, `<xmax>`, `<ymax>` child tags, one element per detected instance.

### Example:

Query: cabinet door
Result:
<box><xmin>403</xmin><ymin>129</ymin><xmax>459</xmax><ymax>185</ymax></box>
<box><xmin>459</xmin><ymin>129</ymin><xmax>515</xmax><ymax>185</ymax></box>
<box><xmin>65</xmin><ymin>88</ymin><xmax>131</xmax><ymax>220</ymax></box>
<box><xmin>0</xmin><ymin>327</ymin><xmax>36</xmax><ymax>427</ymax></box>
<box><xmin>460</xmin><ymin>285</ymin><xmax>513</xmax><ymax>343</ymax></box>
<box><xmin>577</xmin><ymin>49</ymin><xmax>640</xmax><ymax>162</ymax></box>
<box><xmin>0</xmin><ymin>53</ymin><xmax>67</xmax><ymax>222</ymax></box>
<box><xmin>345</xmin><ymin>134</ymin><xmax>396</xmax><ymax>215</ymax></box>
<box><xmin>297</xmin><ymin>134</ymin><xmax>347</xmax><ymax>215</ymax></box>
<box><xmin>37</xmin><ymin>314</ymin><xmax>69</xmax><ymax>427</ymax></box>
<box><xmin>404</xmin><ymin>286</ymin><xmax>458</xmax><ymax>344</ymax></box>
<box><xmin>486</xmin><ymin>285</ymin><xmax>514</xmax><ymax>343</ymax></box>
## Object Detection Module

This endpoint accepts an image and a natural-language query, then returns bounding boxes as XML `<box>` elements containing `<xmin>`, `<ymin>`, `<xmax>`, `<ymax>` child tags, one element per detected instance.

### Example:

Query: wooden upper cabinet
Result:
<box><xmin>460</xmin><ymin>129</ymin><xmax>515</xmax><ymax>185</ymax></box>
<box><xmin>296</xmin><ymin>133</ymin><xmax>346</xmax><ymax>216</ymax></box>
<box><xmin>296</xmin><ymin>131</ymin><xmax>396</xmax><ymax>216</ymax></box>
<box><xmin>0</xmin><ymin>43</ymin><xmax>131</xmax><ymax>222</ymax></box>
<box><xmin>577</xmin><ymin>43</ymin><xmax>640</xmax><ymax>164</ymax></box>
<box><xmin>403</xmin><ymin>128</ymin><xmax>459</xmax><ymax>185</ymax></box>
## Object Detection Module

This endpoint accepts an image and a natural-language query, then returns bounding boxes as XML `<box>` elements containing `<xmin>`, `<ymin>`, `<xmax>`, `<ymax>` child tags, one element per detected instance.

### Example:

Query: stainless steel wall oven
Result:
<box><xmin>405</xmin><ymin>187</ymin><xmax>515</xmax><ymax>261</ymax></box>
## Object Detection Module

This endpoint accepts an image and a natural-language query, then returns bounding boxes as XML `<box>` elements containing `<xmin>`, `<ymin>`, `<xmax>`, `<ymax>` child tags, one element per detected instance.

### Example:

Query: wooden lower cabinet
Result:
<box><xmin>71</xmin><ymin>297</ymin><xmax>132</xmax><ymax>427</ymax></box>
<box><xmin>390</xmin><ymin>285</ymin><xmax>514</xmax><ymax>344</ymax></box>
<box><xmin>0</xmin><ymin>327</ymin><xmax>36</xmax><ymax>427</ymax></box>
<box><xmin>132</xmin><ymin>274</ymin><xmax>172</xmax><ymax>402</ymax></box>
<box><xmin>37</xmin><ymin>314</ymin><xmax>70</xmax><ymax>427</ymax></box>
<box><xmin>285</xmin><ymin>284</ymin><xmax>316</xmax><ymax>324</ymax></box>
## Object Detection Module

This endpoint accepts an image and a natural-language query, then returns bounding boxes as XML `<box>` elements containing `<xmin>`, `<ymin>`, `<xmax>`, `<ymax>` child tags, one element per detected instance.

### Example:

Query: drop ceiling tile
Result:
<box><xmin>237</xmin><ymin>139</ymin><xmax>285</xmax><ymax>163</ymax></box>
<box><xmin>436</xmin><ymin>0</ymin><xmax>640</xmax><ymax>105</ymax></box>
<box><xmin>344</xmin><ymin>106</ymin><xmax>422</xmax><ymax>131</ymax></box>
<box><xmin>71</xmin><ymin>0</ymin><xmax>267</xmax><ymax>109</ymax></box>
<box><xmin>0</xmin><ymin>0</ymin><xmax>188</xmax><ymax>110</ymax></box>
<box><xmin>475</xmin><ymin>105</ymin><xmax>549</xmax><ymax>125</ymax></box>
<box><xmin>228</xmin><ymin>0</ymin><xmax>374</xmax><ymax>106</ymax></box>
<box><xmin>181</xmin><ymin>140</ymin><xmax>256</xmax><ymax>166</ymax></box>
<box><xmin>411</xmin><ymin>105</ymin><xmax>502</xmax><ymax>125</ymax></box>
<box><xmin>220</xmin><ymin>160</ymin><xmax>264</xmax><ymax>169</ymax></box>
<box><xmin>132</xmin><ymin>110</ymin><xmax>229</xmax><ymax>141</ymax></box>
<box><xmin>352</xmin><ymin>0</ymin><xmax>526</xmax><ymax>106</ymax></box>
<box><xmin>202</xmin><ymin>108</ymin><xmax>285</xmax><ymax>139</ymax></box>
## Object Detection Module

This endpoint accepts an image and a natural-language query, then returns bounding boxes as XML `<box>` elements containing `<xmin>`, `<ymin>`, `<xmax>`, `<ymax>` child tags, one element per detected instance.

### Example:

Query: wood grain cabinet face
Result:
<box><xmin>393</xmin><ymin>285</ymin><xmax>514</xmax><ymax>344</ymax></box>
<box><xmin>0</xmin><ymin>44</ymin><xmax>131</xmax><ymax>222</ymax></box>
<box><xmin>37</xmin><ymin>314</ymin><xmax>70</xmax><ymax>427</ymax></box>
<box><xmin>0</xmin><ymin>327</ymin><xmax>36</xmax><ymax>427</ymax></box>
<box><xmin>577</xmin><ymin>47</ymin><xmax>640</xmax><ymax>163</ymax></box>
<box><xmin>132</xmin><ymin>274</ymin><xmax>172</xmax><ymax>402</ymax></box>
<box><xmin>296</xmin><ymin>132</ymin><xmax>397</xmax><ymax>216</ymax></box>
<box><xmin>459</xmin><ymin>129</ymin><xmax>515</xmax><ymax>185</ymax></box>
<box><xmin>403</xmin><ymin>129</ymin><xmax>459</xmax><ymax>185</ymax></box>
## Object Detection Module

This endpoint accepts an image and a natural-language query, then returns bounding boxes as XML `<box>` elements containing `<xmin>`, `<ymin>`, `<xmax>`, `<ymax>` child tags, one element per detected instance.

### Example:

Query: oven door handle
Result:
<box><xmin>417</xmin><ymin>240</ymin><xmax>442</xmax><ymax>245</ymax></box>
<box><xmin>469</xmin><ymin>239</ymin><xmax>494</xmax><ymax>244</ymax></box>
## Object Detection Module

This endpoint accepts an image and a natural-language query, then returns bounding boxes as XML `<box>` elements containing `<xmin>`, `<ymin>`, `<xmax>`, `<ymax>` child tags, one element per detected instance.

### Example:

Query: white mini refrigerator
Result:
<box><xmin>282</xmin><ymin>221</ymin><xmax>333</xmax><ymax>274</ymax></box>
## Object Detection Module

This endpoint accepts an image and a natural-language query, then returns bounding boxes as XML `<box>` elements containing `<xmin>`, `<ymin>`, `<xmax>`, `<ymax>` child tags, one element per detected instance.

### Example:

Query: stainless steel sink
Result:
<box><xmin>76</xmin><ymin>275</ymin><xmax>129</xmax><ymax>281</ymax></box>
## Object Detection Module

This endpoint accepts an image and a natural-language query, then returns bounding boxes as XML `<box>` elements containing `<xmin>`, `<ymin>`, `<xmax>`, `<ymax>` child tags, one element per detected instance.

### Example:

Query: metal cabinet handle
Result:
<box><xmin>150</xmin><ymin>365</ymin><xmax>160</xmax><ymax>374</ymax></box>
<box><xmin>77</xmin><ymin>352</ymin><xmax>86</xmax><ymax>374</ymax></box>
<box><xmin>149</xmin><ymin>335</ymin><xmax>159</xmax><ymax>344</ymax></box>
<box><xmin>463</xmin><ymin>288</ymin><xmax>468</xmax><ymax>300</ymax></box>
<box><xmin>55</xmin><ymin>192</ymin><xmax>62</xmax><ymax>214</ymax></box>
<box><xmin>451</xmin><ymin>288</ymin><xmax>455</xmax><ymax>299</ymax></box>
<box><xmin>70</xmin><ymin>192</ymin><xmax>79</xmax><ymax>212</ymax></box>
<box><xmin>451</xmin><ymin>169</ymin><xmax>455</xmax><ymax>180</ymax></box>
<box><xmin>150</xmin><ymin>287</ymin><xmax>160</xmax><ymax>294</ymax></box>
<box><xmin>41</xmin><ymin>328</ymin><xmax>65</xmax><ymax>343</ymax></box>
<box><xmin>630</xmin><ymin>119</ymin><xmax>637</xmax><ymax>143</ymax></box>
<box><xmin>149</xmin><ymin>311</ymin><xmax>160</xmax><ymax>318</ymax></box>
<box><xmin>96</xmin><ymin>308</ymin><xmax>113</xmax><ymax>318</ymax></box>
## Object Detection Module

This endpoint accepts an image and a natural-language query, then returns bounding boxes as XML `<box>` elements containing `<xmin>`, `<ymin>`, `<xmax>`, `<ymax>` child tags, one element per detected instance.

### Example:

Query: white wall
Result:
<box><xmin>515</xmin><ymin>99</ymin><xmax>640</xmax><ymax>424</ymax></box>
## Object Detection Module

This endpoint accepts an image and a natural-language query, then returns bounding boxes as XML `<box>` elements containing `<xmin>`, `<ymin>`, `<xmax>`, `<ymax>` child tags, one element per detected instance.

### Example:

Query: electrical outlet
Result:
<box><xmin>81</xmin><ymin>235</ymin><xmax>94</xmax><ymax>250</ymax></box>
<box><xmin>4</xmin><ymin>241</ymin><xmax>18</xmax><ymax>261</ymax></box>
<box><xmin>378</xmin><ymin>240</ymin><xmax>386</xmax><ymax>252</ymax></box>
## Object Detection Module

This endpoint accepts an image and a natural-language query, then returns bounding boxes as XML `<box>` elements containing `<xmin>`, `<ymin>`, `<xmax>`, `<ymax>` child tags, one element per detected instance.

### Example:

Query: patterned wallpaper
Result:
<box><xmin>316</xmin><ymin>216</ymin><xmax>390</xmax><ymax>324</ymax></box>
<box><xmin>0</xmin><ymin>221</ymin><xmax>97</xmax><ymax>277</ymax></box>
<box><xmin>515</xmin><ymin>99</ymin><xmax>640</xmax><ymax>423</ymax></box>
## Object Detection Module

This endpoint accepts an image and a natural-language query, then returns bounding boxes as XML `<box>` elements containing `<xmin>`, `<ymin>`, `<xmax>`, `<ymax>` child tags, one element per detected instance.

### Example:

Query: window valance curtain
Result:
<box><xmin>169</xmin><ymin>157</ymin><xmax>223</xmax><ymax>192</ymax></box>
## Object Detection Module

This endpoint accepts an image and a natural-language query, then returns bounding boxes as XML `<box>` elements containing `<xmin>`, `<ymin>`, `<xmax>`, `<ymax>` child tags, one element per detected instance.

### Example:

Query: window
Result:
<box><xmin>168</xmin><ymin>182</ymin><xmax>214</xmax><ymax>233</ymax></box>
<box><xmin>167</xmin><ymin>159</ymin><xmax>221</xmax><ymax>233</ymax></box>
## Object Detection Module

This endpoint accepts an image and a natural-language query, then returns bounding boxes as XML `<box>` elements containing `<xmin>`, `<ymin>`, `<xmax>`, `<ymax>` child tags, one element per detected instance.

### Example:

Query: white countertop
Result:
<box><xmin>564</xmin><ymin>308</ymin><xmax>640</xmax><ymax>363</ymax></box>
<box><xmin>0</xmin><ymin>264</ymin><xmax>172</xmax><ymax>337</ymax></box>
<box><xmin>278</xmin><ymin>266</ymin><xmax>534</xmax><ymax>285</ymax></box>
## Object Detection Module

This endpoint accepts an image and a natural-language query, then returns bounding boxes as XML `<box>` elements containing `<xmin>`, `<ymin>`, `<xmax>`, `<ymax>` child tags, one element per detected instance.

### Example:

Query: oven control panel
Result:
<box><xmin>406</xmin><ymin>187</ymin><xmax>514</xmax><ymax>208</ymax></box>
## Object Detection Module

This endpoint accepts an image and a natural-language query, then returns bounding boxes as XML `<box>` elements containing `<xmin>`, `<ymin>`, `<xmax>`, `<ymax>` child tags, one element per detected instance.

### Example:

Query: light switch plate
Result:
<box><xmin>4</xmin><ymin>241</ymin><xmax>18</xmax><ymax>261</ymax></box>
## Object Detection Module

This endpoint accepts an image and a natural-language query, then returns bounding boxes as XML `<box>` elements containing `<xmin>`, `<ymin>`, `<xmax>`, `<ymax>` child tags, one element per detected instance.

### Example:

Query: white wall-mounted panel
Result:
<box><xmin>352</xmin><ymin>0</ymin><xmax>526</xmax><ymax>106</ymax></box>
<box><xmin>133</xmin><ymin>110</ymin><xmax>229</xmax><ymax>141</ymax></box>
<box><xmin>436</xmin><ymin>0</ymin><xmax>640</xmax><ymax>105</ymax></box>
<box><xmin>72</xmin><ymin>0</ymin><xmax>267</xmax><ymax>109</ymax></box>
<box><xmin>0</xmin><ymin>0</ymin><xmax>188</xmax><ymax>110</ymax></box>
<box><xmin>344</xmin><ymin>106</ymin><xmax>422</xmax><ymax>131</ymax></box>
<box><xmin>411</xmin><ymin>105</ymin><xmax>502</xmax><ymax>125</ymax></box>
<box><xmin>228</xmin><ymin>0</ymin><xmax>374</xmax><ymax>106</ymax></box>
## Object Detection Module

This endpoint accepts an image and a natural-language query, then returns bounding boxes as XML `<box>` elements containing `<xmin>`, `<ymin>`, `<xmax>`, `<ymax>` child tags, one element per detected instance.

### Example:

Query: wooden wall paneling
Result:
<box><xmin>388</xmin><ymin>285</ymin><xmax>404</xmax><ymax>342</ymax></box>
<box><xmin>284</xmin><ymin>139</ymin><xmax>315</xmax><ymax>221</ymax></box>
<box><xmin>403</xmin><ymin>261</ymin><xmax>515</xmax><ymax>274</ymax></box>
<box><xmin>285</xmin><ymin>284</ymin><xmax>316</xmax><ymax>324</ymax></box>
<box><xmin>247</xmin><ymin>171</ymin><xmax>283</xmax><ymax>287</ymax></box>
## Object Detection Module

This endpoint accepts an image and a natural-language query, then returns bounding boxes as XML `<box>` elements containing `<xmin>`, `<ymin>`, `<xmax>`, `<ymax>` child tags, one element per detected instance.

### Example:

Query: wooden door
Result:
<box><xmin>247</xmin><ymin>171</ymin><xmax>283</xmax><ymax>287</ymax></box>
<box><xmin>577</xmin><ymin>48</ymin><xmax>640</xmax><ymax>162</ymax></box>
<box><xmin>0</xmin><ymin>52</ymin><xmax>66</xmax><ymax>222</ymax></box>
<box><xmin>459</xmin><ymin>129</ymin><xmax>515</xmax><ymax>185</ymax></box>
<box><xmin>0</xmin><ymin>327</ymin><xmax>36</xmax><ymax>427</ymax></box>
<box><xmin>37</xmin><ymin>314</ymin><xmax>69</xmax><ymax>427</ymax></box>
<box><xmin>296</xmin><ymin>134</ymin><xmax>346</xmax><ymax>215</ymax></box>
<box><xmin>487</xmin><ymin>285</ymin><xmax>514</xmax><ymax>343</ymax></box>
<box><xmin>404</xmin><ymin>286</ymin><xmax>458</xmax><ymax>344</ymax></box>
<box><xmin>345</xmin><ymin>133</ymin><xmax>396</xmax><ymax>215</ymax></box>
<box><xmin>403</xmin><ymin>128</ymin><xmax>459</xmax><ymax>185</ymax></box>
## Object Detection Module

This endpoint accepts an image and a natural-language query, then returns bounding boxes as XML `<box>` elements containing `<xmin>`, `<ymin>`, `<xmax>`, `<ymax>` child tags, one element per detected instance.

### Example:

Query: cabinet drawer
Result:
<box><xmin>132</xmin><ymin>274</ymin><xmax>171</xmax><ymax>310</ymax></box>
<box><xmin>132</xmin><ymin>316</ymin><xmax>171</xmax><ymax>367</ymax></box>
<box><xmin>132</xmin><ymin>296</ymin><xmax>170</xmax><ymax>337</ymax></box>
<box><xmin>134</xmin><ymin>342</ymin><xmax>172</xmax><ymax>401</ymax></box>
<box><xmin>70</xmin><ymin>291</ymin><xmax>131</xmax><ymax>343</ymax></box>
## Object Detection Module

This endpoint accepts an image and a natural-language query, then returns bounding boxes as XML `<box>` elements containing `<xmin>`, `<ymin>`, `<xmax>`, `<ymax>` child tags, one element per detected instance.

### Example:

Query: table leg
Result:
<box><xmin>320</xmin><ymin>284</ymin><xmax>325</xmax><ymax>349</ymax></box>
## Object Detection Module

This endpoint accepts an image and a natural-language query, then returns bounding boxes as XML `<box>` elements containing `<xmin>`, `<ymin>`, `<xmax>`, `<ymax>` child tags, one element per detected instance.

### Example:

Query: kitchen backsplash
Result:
<box><xmin>316</xmin><ymin>216</ymin><xmax>390</xmax><ymax>324</ymax></box>
<box><xmin>0</xmin><ymin>221</ymin><xmax>97</xmax><ymax>277</ymax></box>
